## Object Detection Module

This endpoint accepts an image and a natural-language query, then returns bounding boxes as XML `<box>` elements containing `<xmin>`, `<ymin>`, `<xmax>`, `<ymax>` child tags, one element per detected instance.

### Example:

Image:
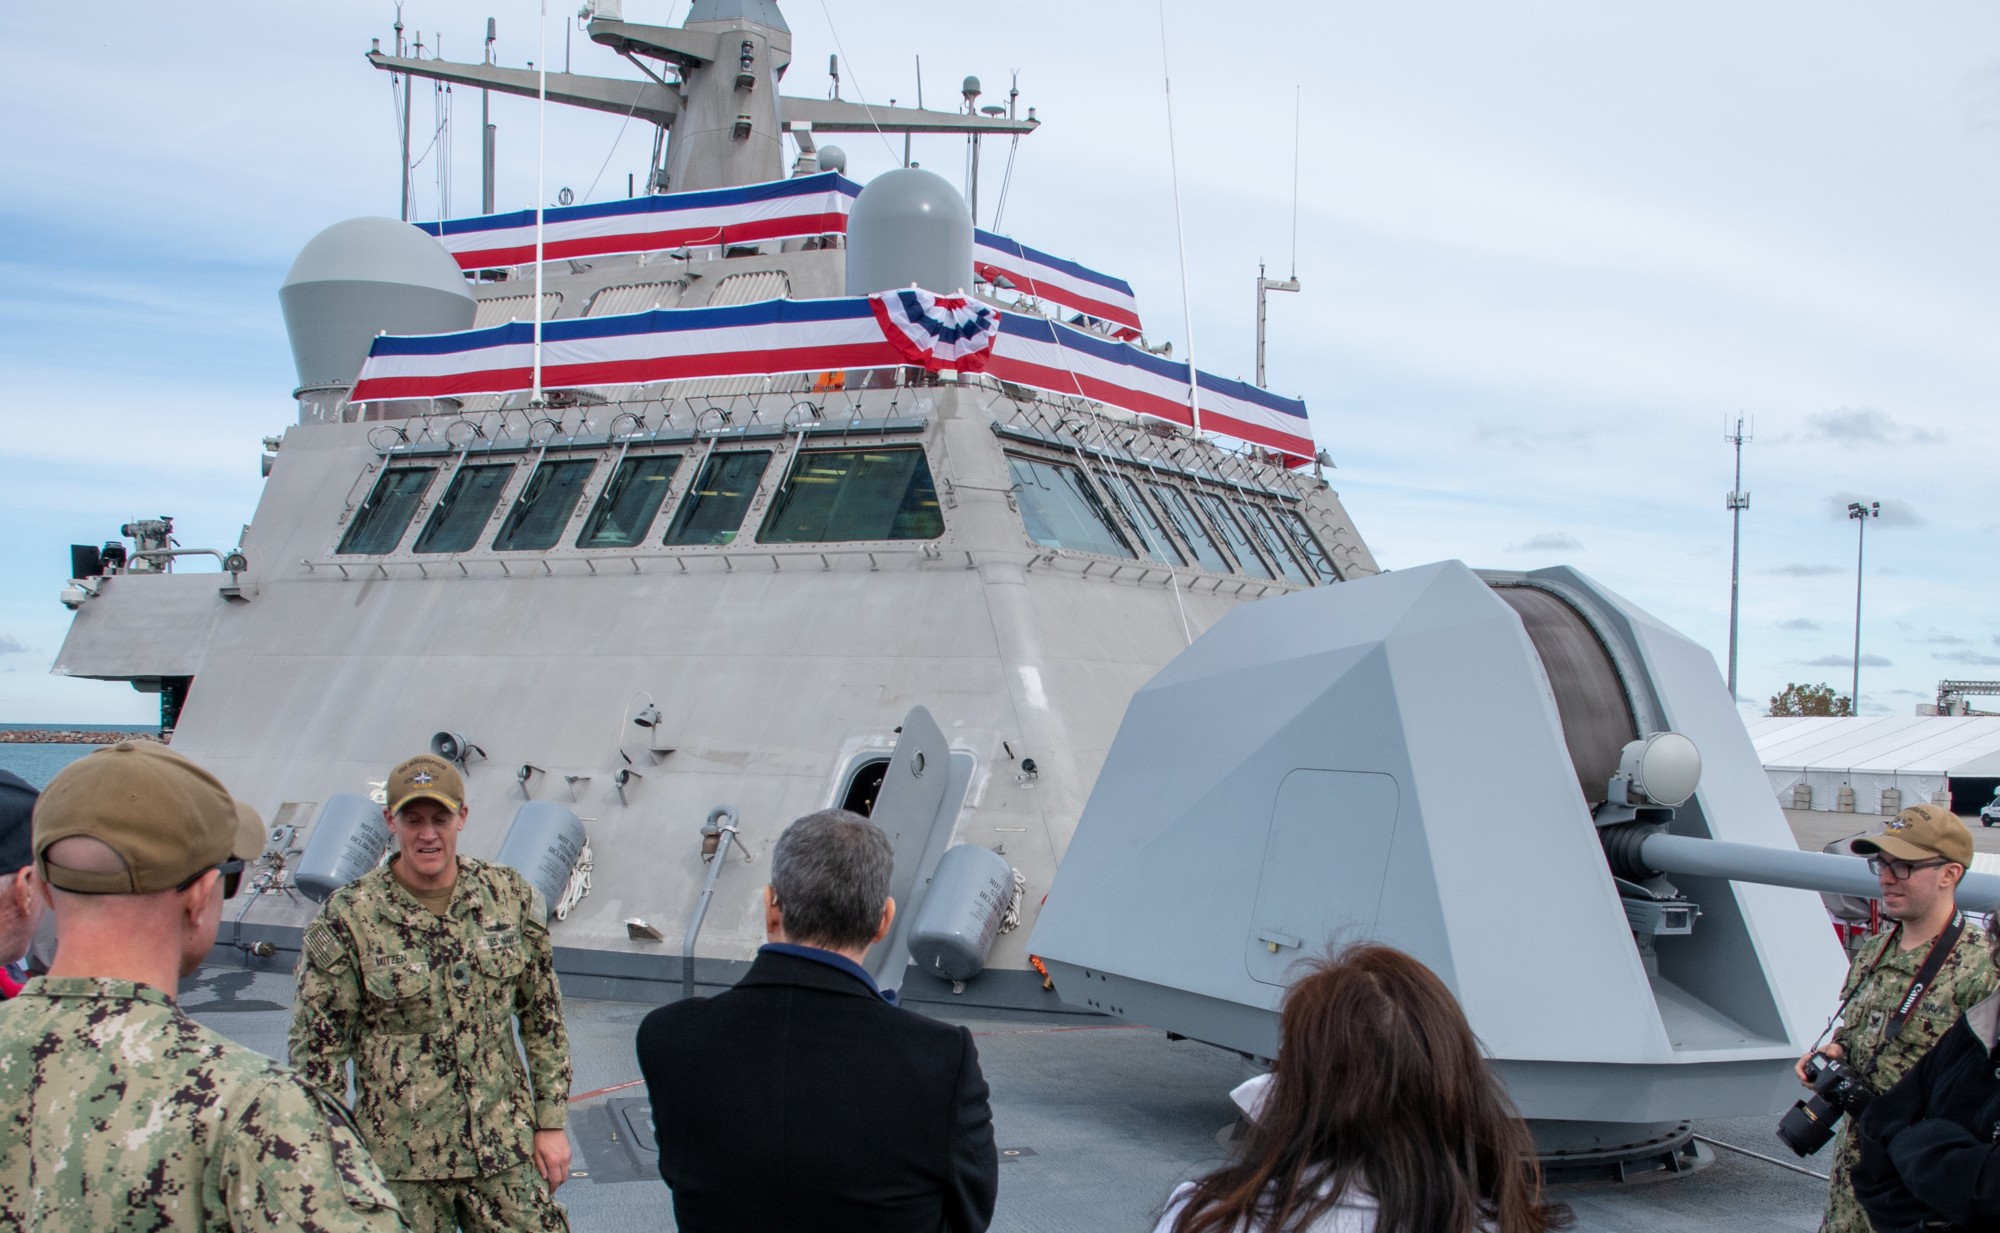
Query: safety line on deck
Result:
<box><xmin>968</xmin><ymin>1023</ymin><xmax>1147</xmax><ymax>1037</ymax></box>
<box><xmin>1691</xmin><ymin>1134</ymin><xmax>1828</xmax><ymax>1180</ymax></box>
<box><xmin>570</xmin><ymin>1079</ymin><xmax>646</xmax><ymax>1103</ymax></box>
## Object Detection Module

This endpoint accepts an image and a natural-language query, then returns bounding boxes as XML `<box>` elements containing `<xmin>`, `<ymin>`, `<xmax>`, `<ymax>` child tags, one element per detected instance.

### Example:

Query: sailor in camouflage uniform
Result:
<box><xmin>0</xmin><ymin>740</ymin><xmax>406</xmax><ymax>1231</ymax></box>
<box><xmin>1800</xmin><ymin>803</ymin><xmax>1995</xmax><ymax>1233</ymax></box>
<box><xmin>290</xmin><ymin>754</ymin><xmax>572</xmax><ymax>1233</ymax></box>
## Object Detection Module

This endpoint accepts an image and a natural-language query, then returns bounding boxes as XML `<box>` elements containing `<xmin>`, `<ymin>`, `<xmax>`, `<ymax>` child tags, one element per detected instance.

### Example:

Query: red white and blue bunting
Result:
<box><xmin>868</xmin><ymin>288</ymin><xmax>1000</xmax><ymax>373</ymax></box>
<box><xmin>350</xmin><ymin>297</ymin><xmax>1314</xmax><ymax>461</ymax></box>
<box><xmin>417</xmin><ymin>174</ymin><xmax>1144</xmax><ymax>339</ymax></box>
<box><xmin>417</xmin><ymin>173</ymin><xmax>859</xmax><ymax>268</ymax></box>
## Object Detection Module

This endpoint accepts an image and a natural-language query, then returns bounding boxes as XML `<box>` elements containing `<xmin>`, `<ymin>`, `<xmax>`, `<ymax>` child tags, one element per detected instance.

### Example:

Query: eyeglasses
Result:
<box><xmin>1867</xmin><ymin>856</ymin><xmax>1950</xmax><ymax>881</ymax></box>
<box><xmin>177</xmin><ymin>859</ymin><xmax>247</xmax><ymax>899</ymax></box>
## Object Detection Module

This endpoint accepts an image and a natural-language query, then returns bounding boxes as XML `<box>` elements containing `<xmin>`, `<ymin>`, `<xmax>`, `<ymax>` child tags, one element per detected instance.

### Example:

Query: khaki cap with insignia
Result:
<box><xmin>34</xmin><ymin>741</ymin><xmax>263</xmax><ymax>894</ymax></box>
<box><xmin>387</xmin><ymin>754</ymin><xmax>465</xmax><ymax>815</ymax></box>
<box><xmin>1850</xmin><ymin>802</ymin><xmax>1973</xmax><ymax>867</ymax></box>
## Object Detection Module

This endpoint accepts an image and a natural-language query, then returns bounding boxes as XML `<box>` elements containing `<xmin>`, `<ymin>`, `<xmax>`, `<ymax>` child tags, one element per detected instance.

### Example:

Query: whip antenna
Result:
<box><xmin>1155</xmin><ymin>0</ymin><xmax>1200</xmax><ymax>433</ymax></box>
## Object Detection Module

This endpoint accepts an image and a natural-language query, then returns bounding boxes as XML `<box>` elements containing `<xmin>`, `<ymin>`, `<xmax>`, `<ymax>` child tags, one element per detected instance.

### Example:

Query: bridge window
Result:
<box><xmin>413</xmin><ymin>464</ymin><xmax>514</xmax><ymax>554</ymax></box>
<box><xmin>1007</xmin><ymin>455</ymin><xmax>1134</xmax><ymax>559</ymax></box>
<box><xmin>336</xmin><ymin>466</ymin><xmax>436</xmax><ymax>555</ymax></box>
<box><xmin>1276</xmin><ymin>506</ymin><xmax>1342</xmax><ymax>584</ymax></box>
<box><xmin>1194</xmin><ymin>492</ymin><xmax>1274</xmax><ymax>580</ymax></box>
<box><xmin>493</xmin><ymin>459</ymin><xmax>597</xmax><ymax>551</ymax></box>
<box><xmin>1146</xmin><ymin>482</ymin><xmax>1231</xmax><ymax>574</ymax></box>
<box><xmin>1102</xmin><ymin>474</ymin><xmax>1184</xmax><ymax>566</ymax></box>
<box><xmin>758</xmin><ymin>448</ymin><xmax>944</xmax><ymax>543</ymax></box>
<box><xmin>1238</xmin><ymin>502</ymin><xmax>1310</xmax><ymax>585</ymax></box>
<box><xmin>578</xmin><ymin>454</ymin><xmax>683</xmax><ymax>548</ymax></box>
<box><xmin>665</xmin><ymin>451</ymin><xmax>772</xmax><ymax>546</ymax></box>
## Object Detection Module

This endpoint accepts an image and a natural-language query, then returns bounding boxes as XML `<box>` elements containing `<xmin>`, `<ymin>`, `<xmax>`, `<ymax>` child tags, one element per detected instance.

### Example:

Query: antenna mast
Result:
<box><xmin>482</xmin><ymin>17</ymin><xmax>497</xmax><ymax>214</ymax></box>
<box><xmin>532</xmin><ymin>0</ymin><xmax>548</xmax><ymax>405</ymax></box>
<box><xmin>1723</xmin><ymin>414</ymin><xmax>1752</xmax><ymax>702</ymax></box>
<box><xmin>396</xmin><ymin>6</ymin><xmax>411</xmax><ymax>221</ymax></box>
<box><xmin>1254</xmin><ymin>89</ymin><xmax>1303</xmax><ymax>388</ymax></box>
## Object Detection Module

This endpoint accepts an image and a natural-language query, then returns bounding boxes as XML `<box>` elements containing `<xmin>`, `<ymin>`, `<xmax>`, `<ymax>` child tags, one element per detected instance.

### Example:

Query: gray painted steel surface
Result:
<box><xmin>1030</xmin><ymin>561</ymin><xmax>1852</xmax><ymax>1130</ymax></box>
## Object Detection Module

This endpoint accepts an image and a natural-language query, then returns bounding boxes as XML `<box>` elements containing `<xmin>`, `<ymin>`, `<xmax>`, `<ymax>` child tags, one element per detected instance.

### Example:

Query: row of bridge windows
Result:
<box><xmin>335</xmin><ymin>444</ymin><xmax>1336</xmax><ymax>585</ymax></box>
<box><xmin>336</xmin><ymin>446</ymin><xmax>945</xmax><ymax>556</ymax></box>
<box><xmin>1006</xmin><ymin>455</ymin><xmax>1340</xmax><ymax>585</ymax></box>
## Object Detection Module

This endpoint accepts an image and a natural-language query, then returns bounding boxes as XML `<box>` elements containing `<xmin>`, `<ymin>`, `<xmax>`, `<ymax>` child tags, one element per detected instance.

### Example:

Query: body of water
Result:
<box><xmin>0</xmin><ymin>724</ymin><xmax>155</xmax><ymax>790</ymax></box>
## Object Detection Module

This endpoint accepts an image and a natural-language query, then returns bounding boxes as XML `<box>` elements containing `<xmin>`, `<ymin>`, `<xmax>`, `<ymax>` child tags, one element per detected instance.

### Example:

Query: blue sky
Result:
<box><xmin>2</xmin><ymin>1</ymin><xmax>1996</xmax><ymax>722</ymax></box>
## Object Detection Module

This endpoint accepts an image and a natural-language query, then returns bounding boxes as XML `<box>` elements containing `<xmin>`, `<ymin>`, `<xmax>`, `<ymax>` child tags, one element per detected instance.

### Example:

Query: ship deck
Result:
<box><xmin>185</xmin><ymin>961</ymin><xmax>1835</xmax><ymax>1232</ymax></box>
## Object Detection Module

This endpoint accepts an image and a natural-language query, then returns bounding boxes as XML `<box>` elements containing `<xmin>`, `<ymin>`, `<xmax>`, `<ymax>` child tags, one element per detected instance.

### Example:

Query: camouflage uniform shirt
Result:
<box><xmin>289</xmin><ymin>857</ymin><xmax>571</xmax><ymax>1182</ymax></box>
<box><xmin>0</xmin><ymin>976</ymin><xmax>405</xmax><ymax>1231</ymax></box>
<box><xmin>1819</xmin><ymin>917</ymin><xmax>1996</xmax><ymax>1233</ymax></box>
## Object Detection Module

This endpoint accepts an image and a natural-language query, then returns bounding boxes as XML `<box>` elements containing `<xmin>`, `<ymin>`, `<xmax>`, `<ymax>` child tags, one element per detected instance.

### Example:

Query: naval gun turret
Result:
<box><xmin>1030</xmin><ymin>560</ymin><xmax>2000</xmax><ymax>1167</ymax></box>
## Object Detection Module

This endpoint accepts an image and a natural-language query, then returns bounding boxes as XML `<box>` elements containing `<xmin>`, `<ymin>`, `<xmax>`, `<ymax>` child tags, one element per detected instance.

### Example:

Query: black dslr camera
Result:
<box><xmin>1776</xmin><ymin>1054</ymin><xmax>1875</xmax><ymax>1156</ymax></box>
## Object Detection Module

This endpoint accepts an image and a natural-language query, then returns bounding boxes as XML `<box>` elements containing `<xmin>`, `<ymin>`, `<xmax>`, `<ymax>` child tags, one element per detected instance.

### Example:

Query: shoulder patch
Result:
<box><xmin>303</xmin><ymin>921</ymin><xmax>351</xmax><ymax>975</ymax></box>
<box><xmin>529</xmin><ymin>885</ymin><xmax>550</xmax><ymax>925</ymax></box>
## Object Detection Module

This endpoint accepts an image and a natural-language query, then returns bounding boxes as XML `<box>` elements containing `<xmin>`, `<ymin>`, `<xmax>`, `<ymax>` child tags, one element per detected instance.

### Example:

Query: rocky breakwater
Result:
<box><xmin>0</xmin><ymin>730</ymin><xmax>162</xmax><ymax>744</ymax></box>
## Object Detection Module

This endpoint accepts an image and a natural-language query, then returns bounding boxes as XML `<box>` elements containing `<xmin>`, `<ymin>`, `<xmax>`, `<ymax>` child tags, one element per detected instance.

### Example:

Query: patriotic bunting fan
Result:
<box><xmin>869</xmin><ymin>288</ymin><xmax>1000</xmax><ymax>373</ymax></box>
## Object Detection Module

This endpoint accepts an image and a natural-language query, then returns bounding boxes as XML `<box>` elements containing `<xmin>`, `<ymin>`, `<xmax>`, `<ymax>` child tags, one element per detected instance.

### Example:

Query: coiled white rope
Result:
<box><xmin>997</xmin><ymin>866</ymin><xmax>1027</xmax><ymax>933</ymax></box>
<box><xmin>554</xmin><ymin>843</ymin><xmax>594</xmax><ymax>921</ymax></box>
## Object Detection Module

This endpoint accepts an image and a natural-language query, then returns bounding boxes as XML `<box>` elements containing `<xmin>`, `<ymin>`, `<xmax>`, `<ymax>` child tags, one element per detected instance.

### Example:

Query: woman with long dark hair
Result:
<box><xmin>1154</xmin><ymin>944</ymin><xmax>1571</xmax><ymax>1233</ymax></box>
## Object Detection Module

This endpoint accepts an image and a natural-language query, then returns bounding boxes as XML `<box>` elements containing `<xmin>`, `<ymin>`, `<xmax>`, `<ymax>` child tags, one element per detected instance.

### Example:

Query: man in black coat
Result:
<box><xmin>1853</xmin><ymin>926</ymin><xmax>2000</xmax><ymax>1233</ymax></box>
<box><xmin>636</xmin><ymin>808</ymin><xmax>999</xmax><ymax>1233</ymax></box>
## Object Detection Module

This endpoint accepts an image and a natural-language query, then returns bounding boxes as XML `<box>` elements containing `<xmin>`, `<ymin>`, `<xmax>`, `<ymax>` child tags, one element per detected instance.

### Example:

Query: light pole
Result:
<box><xmin>1724</xmin><ymin>415</ymin><xmax>1752</xmax><ymax>701</ymax></box>
<box><xmin>1847</xmin><ymin>500</ymin><xmax>1879</xmax><ymax>714</ymax></box>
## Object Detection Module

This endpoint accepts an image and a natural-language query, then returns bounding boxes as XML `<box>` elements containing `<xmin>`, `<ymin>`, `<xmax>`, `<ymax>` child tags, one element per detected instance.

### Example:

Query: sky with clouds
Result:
<box><xmin>1</xmin><ymin>1</ymin><xmax>1996</xmax><ymax>723</ymax></box>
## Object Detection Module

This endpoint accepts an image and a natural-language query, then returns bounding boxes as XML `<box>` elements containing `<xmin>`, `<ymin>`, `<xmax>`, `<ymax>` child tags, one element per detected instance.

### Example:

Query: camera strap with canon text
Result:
<box><xmin>1882</xmin><ymin>911</ymin><xmax>1965</xmax><ymax>1041</ymax></box>
<box><xmin>1817</xmin><ymin>912</ymin><xmax>1967</xmax><ymax>1050</ymax></box>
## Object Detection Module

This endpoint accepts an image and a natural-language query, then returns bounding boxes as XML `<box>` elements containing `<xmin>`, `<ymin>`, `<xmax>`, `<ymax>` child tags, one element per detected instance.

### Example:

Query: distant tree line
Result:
<box><xmin>1768</xmin><ymin>682</ymin><xmax>1854</xmax><ymax>717</ymax></box>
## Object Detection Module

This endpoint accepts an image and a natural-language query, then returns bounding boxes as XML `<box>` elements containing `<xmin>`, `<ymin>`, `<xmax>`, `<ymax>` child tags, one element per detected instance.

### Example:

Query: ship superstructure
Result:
<box><xmin>51</xmin><ymin>1</ymin><xmax>1377</xmax><ymax>1006</ymax></box>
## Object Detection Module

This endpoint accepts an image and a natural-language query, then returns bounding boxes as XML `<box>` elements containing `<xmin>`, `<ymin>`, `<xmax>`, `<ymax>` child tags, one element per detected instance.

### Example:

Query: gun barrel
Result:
<box><xmin>1638</xmin><ymin>832</ymin><xmax>2000</xmax><ymax>914</ymax></box>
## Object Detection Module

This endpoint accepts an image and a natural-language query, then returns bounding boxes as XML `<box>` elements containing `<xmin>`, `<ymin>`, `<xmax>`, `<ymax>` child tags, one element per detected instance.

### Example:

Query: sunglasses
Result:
<box><xmin>178</xmin><ymin>859</ymin><xmax>247</xmax><ymax>899</ymax></box>
<box><xmin>1866</xmin><ymin>856</ymin><xmax>1950</xmax><ymax>882</ymax></box>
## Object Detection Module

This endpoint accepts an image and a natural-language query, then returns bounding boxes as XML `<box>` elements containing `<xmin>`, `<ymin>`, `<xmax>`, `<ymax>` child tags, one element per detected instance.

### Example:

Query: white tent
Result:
<box><xmin>1748</xmin><ymin>715</ymin><xmax>2000</xmax><ymax>813</ymax></box>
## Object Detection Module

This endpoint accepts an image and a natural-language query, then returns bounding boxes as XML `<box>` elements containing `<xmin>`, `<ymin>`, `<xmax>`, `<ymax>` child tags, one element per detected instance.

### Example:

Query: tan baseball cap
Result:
<box><xmin>386</xmin><ymin>754</ymin><xmax>465</xmax><ymax>815</ymax></box>
<box><xmin>1850</xmin><ymin>803</ymin><xmax>1973</xmax><ymax>867</ymax></box>
<box><xmin>34</xmin><ymin>742</ymin><xmax>264</xmax><ymax>894</ymax></box>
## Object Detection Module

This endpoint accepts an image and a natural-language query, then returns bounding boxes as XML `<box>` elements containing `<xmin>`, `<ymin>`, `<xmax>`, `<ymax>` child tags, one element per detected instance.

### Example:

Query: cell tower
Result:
<box><xmin>1725</xmin><ymin>415</ymin><xmax>1752</xmax><ymax>701</ymax></box>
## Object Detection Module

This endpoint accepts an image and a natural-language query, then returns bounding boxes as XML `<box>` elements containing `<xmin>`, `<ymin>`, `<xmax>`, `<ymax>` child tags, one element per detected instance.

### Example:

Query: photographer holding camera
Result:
<box><xmin>1793</xmin><ymin>804</ymin><xmax>1995</xmax><ymax>1233</ymax></box>
<box><xmin>1851</xmin><ymin>917</ymin><xmax>2000</xmax><ymax>1233</ymax></box>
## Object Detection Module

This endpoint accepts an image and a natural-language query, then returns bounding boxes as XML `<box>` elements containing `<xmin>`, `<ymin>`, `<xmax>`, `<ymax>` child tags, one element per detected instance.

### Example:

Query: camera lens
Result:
<box><xmin>1776</xmin><ymin>1093</ymin><xmax>1840</xmax><ymax>1157</ymax></box>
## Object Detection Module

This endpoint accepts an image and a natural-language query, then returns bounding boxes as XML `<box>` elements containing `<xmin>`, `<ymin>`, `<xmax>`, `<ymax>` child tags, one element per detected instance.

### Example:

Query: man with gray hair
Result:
<box><xmin>637</xmin><ymin>808</ymin><xmax>998</xmax><ymax>1232</ymax></box>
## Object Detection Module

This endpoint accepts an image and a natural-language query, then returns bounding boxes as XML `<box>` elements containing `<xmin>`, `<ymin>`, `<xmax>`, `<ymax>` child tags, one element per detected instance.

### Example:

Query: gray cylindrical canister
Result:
<box><xmin>495</xmin><ymin>801</ymin><xmax>587</xmax><ymax>922</ymax></box>
<box><xmin>295</xmin><ymin>794</ymin><xmax>391</xmax><ymax>903</ymax></box>
<box><xmin>908</xmin><ymin>843</ymin><xmax>1014</xmax><ymax>982</ymax></box>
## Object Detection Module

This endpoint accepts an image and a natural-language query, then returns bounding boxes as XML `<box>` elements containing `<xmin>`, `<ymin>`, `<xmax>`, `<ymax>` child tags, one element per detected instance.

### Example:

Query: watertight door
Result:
<box><xmin>862</xmin><ymin>705</ymin><xmax>955</xmax><ymax>991</ymax></box>
<box><xmin>1246</xmin><ymin>769</ymin><xmax>1401</xmax><ymax>986</ymax></box>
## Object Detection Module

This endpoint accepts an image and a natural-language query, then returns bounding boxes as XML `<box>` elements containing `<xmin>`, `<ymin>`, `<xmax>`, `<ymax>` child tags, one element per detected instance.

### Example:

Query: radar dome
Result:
<box><xmin>279</xmin><ymin>218</ymin><xmax>476</xmax><ymax>393</ymax></box>
<box><xmin>845</xmin><ymin>168</ymin><xmax>973</xmax><ymax>298</ymax></box>
<box><xmin>817</xmin><ymin>144</ymin><xmax>848</xmax><ymax>175</ymax></box>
